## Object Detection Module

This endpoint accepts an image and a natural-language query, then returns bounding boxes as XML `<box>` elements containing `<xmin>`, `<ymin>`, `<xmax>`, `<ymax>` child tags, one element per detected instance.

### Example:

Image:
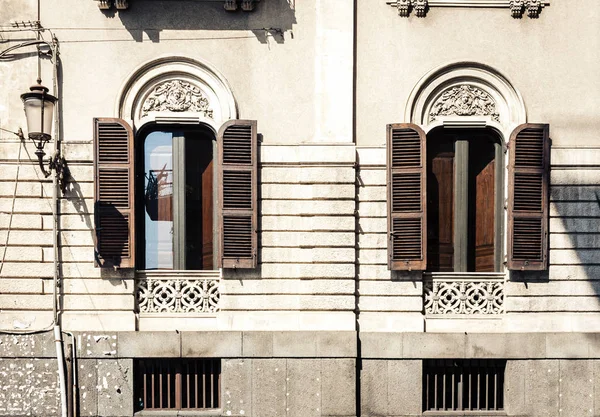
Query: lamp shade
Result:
<box><xmin>21</xmin><ymin>83</ymin><xmax>57</xmax><ymax>141</ymax></box>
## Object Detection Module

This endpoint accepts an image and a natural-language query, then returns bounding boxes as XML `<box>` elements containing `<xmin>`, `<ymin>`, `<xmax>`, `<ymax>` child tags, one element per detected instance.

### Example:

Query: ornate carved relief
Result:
<box><xmin>137</xmin><ymin>277</ymin><xmax>220</xmax><ymax>314</ymax></box>
<box><xmin>141</xmin><ymin>80</ymin><xmax>214</xmax><ymax>119</ymax></box>
<box><xmin>387</xmin><ymin>0</ymin><xmax>548</xmax><ymax>18</ymax></box>
<box><xmin>429</xmin><ymin>85</ymin><xmax>499</xmax><ymax>122</ymax></box>
<box><xmin>424</xmin><ymin>279</ymin><xmax>504</xmax><ymax>315</ymax></box>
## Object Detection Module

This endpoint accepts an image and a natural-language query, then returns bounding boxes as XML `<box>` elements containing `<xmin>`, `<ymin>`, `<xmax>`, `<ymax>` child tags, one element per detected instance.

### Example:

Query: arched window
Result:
<box><xmin>93</xmin><ymin>58</ymin><xmax>258</xmax><ymax>270</ymax></box>
<box><xmin>390</xmin><ymin>63</ymin><xmax>550</xmax><ymax>273</ymax></box>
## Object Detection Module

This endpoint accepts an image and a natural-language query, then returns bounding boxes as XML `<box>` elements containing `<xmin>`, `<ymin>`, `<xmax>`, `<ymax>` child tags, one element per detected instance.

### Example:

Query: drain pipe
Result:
<box><xmin>54</xmin><ymin>326</ymin><xmax>68</xmax><ymax>417</ymax></box>
<box><xmin>49</xmin><ymin>32</ymin><xmax>68</xmax><ymax>417</ymax></box>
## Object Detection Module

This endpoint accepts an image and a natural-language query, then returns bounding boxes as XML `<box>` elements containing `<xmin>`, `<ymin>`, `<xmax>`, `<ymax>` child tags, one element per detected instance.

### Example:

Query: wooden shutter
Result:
<box><xmin>218</xmin><ymin>120</ymin><xmax>258</xmax><ymax>269</ymax></box>
<box><xmin>93</xmin><ymin>118</ymin><xmax>135</xmax><ymax>268</ymax></box>
<box><xmin>507</xmin><ymin>123</ymin><xmax>550</xmax><ymax>270</ymax></box>
<box><xmin>387</xmin><ymin>123</ymin><xmax>427</xmax><ymax>270</ymax></box>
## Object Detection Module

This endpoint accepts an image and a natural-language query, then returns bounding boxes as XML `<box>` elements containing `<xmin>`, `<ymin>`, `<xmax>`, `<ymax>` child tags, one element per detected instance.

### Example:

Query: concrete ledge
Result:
<box><xmin>118</xmin><ymin>331</ymin><xmax>181</xmax><ymax>358</ymax></box>
<box><xmin>69</xmin><ymin>331</ymin><xmax>357</xmax><ymax>359</ymax></box>
<box><xmin>361</xmin><ymin>332</ymin><xmax>600</xmax><ymax>359</ymax></box>
<box><xmin>182</xmin><ymin>331</ymin><xmax>242</xmax><ymax>357</ymax></box>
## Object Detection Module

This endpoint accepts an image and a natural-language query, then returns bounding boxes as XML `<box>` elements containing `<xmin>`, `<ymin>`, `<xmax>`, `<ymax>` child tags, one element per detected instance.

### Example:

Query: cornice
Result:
<box><xmin>94</xmin><ymin>0</ymin><xmax>260</xmax><ymax>11</ymax></box>
<box><xmin>386</xmin><ymin>0</ymin><xmax>550</xmax><ymax>18</ymax></box>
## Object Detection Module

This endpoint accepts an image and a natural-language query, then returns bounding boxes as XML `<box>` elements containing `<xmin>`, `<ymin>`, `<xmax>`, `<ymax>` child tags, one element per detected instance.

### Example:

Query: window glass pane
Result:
<box><xmin>144</xmin><ymin>131</ymin><xmax>173</xmax><ymax>269</ymax></box>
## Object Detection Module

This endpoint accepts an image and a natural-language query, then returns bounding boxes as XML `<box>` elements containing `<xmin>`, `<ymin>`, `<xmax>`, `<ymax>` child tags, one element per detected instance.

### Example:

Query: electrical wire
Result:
<box><xmin>0</xmin><ymin>136</ymin><xmax>22</xmax><ymax>276</ymax></box>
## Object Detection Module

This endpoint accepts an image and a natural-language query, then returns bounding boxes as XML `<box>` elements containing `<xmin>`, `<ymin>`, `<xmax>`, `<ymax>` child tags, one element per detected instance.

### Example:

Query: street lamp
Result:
<box><xmin>21</xmin><ymin>80</ymin><xmax>57</xmax><ymax>177</ymax></box>
<box><xmin>20</xmin><ymin>79</ymin><xmax>68</xmax><ymax>192</ymax></box>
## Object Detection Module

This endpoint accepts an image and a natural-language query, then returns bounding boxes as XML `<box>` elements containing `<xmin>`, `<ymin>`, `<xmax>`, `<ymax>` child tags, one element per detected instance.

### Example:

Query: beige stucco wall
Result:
<box><xmin>2</xmin><ymin>0</ymin><xmax>354</xmax><ymax>144</ymax></box>
<box><xmin>356</xmin><ymin>2</ymin><xmax>600</xmax><ymax>147</ymax></box>
<box><xmin>2</xmin><ymin>0</ymin><xmax>600</xmax><ymax>334</ymax></box>
<box><xmin>0</xmin><ymin>0</ymin><xmax>357</xmax><ymax>332</ymax></box>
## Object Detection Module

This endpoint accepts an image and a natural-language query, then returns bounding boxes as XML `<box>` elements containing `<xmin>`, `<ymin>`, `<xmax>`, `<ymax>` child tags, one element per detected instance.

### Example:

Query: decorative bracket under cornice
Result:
<box><xmin>225</xmin><ymin>0</ymin><xmax>260</xmax><ymax>11</ymax></box>
<box><xmin>95</xmin><ymin>0</ymin><xmax>259</xmax><ymax>11</ymax></box>
<box><xmin>386</xmin><ymin>0</ymin><xmax>549</xmax><ymax>18</ymax></box>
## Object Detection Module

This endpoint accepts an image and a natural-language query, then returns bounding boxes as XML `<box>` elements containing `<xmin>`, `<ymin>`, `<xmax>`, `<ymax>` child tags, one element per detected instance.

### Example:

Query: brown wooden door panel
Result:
<box><xmin>473</xmin><ymin>156</ymin><xmax>495</xmax><ymax>272</ymax></box>
<box><xmin>427</xmin><ymin>150</ymin><xmax>454</xmax><ymax>272</ymax></box>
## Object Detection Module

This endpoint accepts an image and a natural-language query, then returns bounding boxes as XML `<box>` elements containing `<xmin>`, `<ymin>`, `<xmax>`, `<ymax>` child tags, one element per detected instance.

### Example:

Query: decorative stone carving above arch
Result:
<box><xmin>405</xmin><ymin>61</ymin><xmax>526</xmax><ymax>139</ymax></box>
<box><xmin>117</xmin><ymin>56</ymin><xmax>238</xmax><ymax>133</ymax></box>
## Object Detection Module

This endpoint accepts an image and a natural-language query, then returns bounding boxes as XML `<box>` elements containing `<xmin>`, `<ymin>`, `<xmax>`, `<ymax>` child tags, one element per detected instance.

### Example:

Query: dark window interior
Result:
<box><xmin>423</xmin><ymin>359</ymin><xmax>506</xmax><ymax>412</ymax></box>
<box><xmin>134</xmin><ymin>358</ymin><xmax>221</xmax><ymax>411</ymax></box>
<box><xmin>427</xmin><ymin>129</ymin><xmax>501</xmax><ymax>272</ymax></box>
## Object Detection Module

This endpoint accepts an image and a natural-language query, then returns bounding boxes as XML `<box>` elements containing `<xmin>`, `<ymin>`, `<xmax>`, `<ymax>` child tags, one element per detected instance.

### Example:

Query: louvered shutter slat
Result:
<box><xmin>218</xmin><ymin>120</ymin><xmax>258</xmax><ymax>269</ymax></box>
<box><xmin>507</xmin><ymin>124</ymin><xmax>550</xmax><ymax>270</ymax></box>
<box><xmin>387</xmin><ymin>123</ymin><xmax>427</xmax><ymax>271</ymax></box>
<box><xmin>94</xmin><ymin>118</ymin><xmax>135</xmax><ymax>268</ymax></box>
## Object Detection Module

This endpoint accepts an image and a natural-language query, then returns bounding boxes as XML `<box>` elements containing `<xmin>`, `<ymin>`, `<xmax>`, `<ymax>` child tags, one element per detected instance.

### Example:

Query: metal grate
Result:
<box><xmin>135</xmin><ymin>358</ymin><xmax>220</xmax><ymax>411</ymax></box>
<box><xmin>423</xmin><ymin>359</ymin><xmax>505</xmax><ymax>412</ymax></box>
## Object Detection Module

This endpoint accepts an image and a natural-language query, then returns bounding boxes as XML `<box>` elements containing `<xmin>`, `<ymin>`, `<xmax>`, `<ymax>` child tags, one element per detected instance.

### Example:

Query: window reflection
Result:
<box><xmin>144</xmin><ymin>132</ymin><xmax>173</xmax><ymax>269</ymax></box>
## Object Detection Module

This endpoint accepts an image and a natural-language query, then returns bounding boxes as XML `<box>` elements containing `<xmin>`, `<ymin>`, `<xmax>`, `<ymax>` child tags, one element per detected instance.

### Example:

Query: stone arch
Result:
<box><xmin>405</xmin><ymin>61</ymin><xmax>526</xmax><ymax>140</ymax></box>
<box><xmin>116</xmin><ymin>55</ymin><xmax>238</xmax><ymax>133</ymax></box>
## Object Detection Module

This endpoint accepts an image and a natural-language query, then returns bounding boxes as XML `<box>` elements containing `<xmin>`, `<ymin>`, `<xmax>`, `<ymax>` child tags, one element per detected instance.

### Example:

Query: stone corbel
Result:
<box><xmin>241</xmin><ymin>0</ymin><xmax>257</xmax><ymax>11</ymax></box>
<box><xmin>96</xmin><ymin>0</ymin><xmax>111</xmax><ymax>9</ymax></box>
<box><xmin>526</xmin><ymin>0</ymin><xmax>542</xmax><ymax>17</ymax></box>
<box><xmin>114</xmin><ymin>0</ymin><xmax>129</xmax><ymax>9</ymax></box>
<box><xmin>511</xmin><ymin>0</ymin><xmax>544</xmax><ymax>18</ymax></box>
<box><xmin>224</xmin><ymin>0</ymin><xmax>238</xmax><ymax>11</ymax></box>
<box><xmin>224</xmin><ymin>0</ymin><xmax>260</xmax><ymax>11</ymax></box>
<box><xmin>395</xmin><ymin>0</ymin><xmax>429</xmax><ymax>17</ymax></box>
<box><xmin>95</xmin><ymin>0</ymin><xmax>128</xmax><ymax>10</ymax></box>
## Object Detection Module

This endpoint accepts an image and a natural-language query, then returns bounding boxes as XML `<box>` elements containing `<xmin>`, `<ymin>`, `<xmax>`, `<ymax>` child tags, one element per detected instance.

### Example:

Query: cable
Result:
<box><xmin>0</xmin><ymin>136</ymin><xmax>22</xmax><ymax>275</ymax></box>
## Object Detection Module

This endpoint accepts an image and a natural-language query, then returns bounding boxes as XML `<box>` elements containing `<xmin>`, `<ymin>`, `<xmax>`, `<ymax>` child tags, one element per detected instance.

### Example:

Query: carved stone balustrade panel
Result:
<box><xmin>136</xmin><ymin>270</ymin><xmax>221</xmax><ymax>314</ymax></box>
<box><xmin>423</xmin><ymin>273</ymin><xmax>505</xmax><ymax>315</ymax></box>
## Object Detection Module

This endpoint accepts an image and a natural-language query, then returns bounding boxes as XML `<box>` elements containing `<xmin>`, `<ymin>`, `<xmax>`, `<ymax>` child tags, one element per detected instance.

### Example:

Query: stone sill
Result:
<box><xmin>135</xmin><ymin>410</ymin><xmax>221</xmax><ymax>417</ymax></box>
<box><xmin>361</xmin><ymin>332</ymin><xmax>600</xmax><ymax>359</ymax></box>
<box><xmin>423</xmin><ymin>412</ymin><xmax>506</xmax><ymax>417</ymax></box>
<box><xmin>425</xmin><ymin>315</ymin><xmax>503</xmax><ymax>320</ymax></box>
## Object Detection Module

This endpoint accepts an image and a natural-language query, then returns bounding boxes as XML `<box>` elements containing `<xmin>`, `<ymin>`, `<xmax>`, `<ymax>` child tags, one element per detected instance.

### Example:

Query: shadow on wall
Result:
<box><xmin>511</xmin><ymin>161</ymin><xmax>600</xmax><ymax>336</ymax></box>
<box><xmin>100</xmin><ymin>0</ymin><xmax>296</xmax><ymax>44</ymax></box>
